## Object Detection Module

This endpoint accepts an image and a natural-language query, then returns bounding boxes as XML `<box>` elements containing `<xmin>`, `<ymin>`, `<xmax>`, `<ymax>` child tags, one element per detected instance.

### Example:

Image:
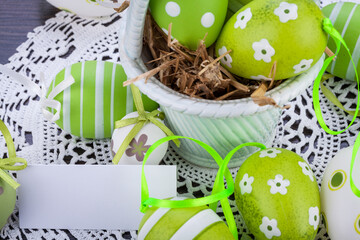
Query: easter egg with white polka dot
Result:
<box><xmin>111</xmin><ymin>112</ymin><xmax>168</xmax><ymax>165</ymax></box>
<box><xmin>216</xmin><ymin>0</ymin><xmax>327</xmax><ymax>80</ymax></box>
<box><xmin>0</xmin><ymin>172</ymin><xmax>16</xmax><ymax>230</ymax></box>
<box><xmin>320</xmin><ymin>145</ymin><xmax>360</xmax><ymax>240</ymax></box>
<box><xmin>149</xmin><ymin>0</ymin><xmax>228</xmax><ymax>50</ymax></box>
<box><xmin>322</xmin><ymin>2</ymin><xmax>360</xmax><ymax>82</ymax></box>
<box><xmin>138</xmin><ymin>197</ymin><xmax>235</xmax><ymax>240</ymax></box>
<box><xmin>235</xmin><ymin>148</ymin><xmax>320</xmax><ymax>239</ymax></box>
<box><xmin>47</xmin><ymin>61</ymin><xmax>159</xmax><ymax>139</ymax></box>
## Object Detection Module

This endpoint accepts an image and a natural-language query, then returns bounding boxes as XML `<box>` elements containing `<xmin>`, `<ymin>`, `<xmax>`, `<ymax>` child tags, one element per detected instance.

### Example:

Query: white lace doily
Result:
<box><xmin>1</xmin><ymin>1</ymin><xmax>360</xmax><ymax>239</ymax></box>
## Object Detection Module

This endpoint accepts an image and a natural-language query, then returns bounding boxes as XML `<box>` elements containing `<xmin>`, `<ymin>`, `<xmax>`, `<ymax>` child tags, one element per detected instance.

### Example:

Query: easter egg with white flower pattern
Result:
<box><xmin>138</xmin><ymin>197</ymin><xmax>235</xmax><ymax>240</ymax></box>
<box><xmin>322</xmin><ymin>2</ymin><xmax>360</xmax><ymax>82</ymax></box>
<box><xmin>234</xmin><ymin>148</ymin><xmax>320</xmax><ymax>239</ymax></box>
<box><xmin>0</xmin><ymin>172</ymin><xmax>16</xmax><ymax>230</ymax></box>
<box><xmin>111</xmin><ymin>112</ymin><xmax>168</xmax><ymax>165</ymax></box>
<box><xmin>216</xmin><ymin>0</ymin><xmax>327</xmax><ymax>80</ymax></box>
<box><xmin>149</xmin><ymin>0</ymin><xmax>228</xmax><ymax>50</ymax></box>
<box><xmin>47</xmin><ymin>61</ymin><xmax>159</xmax><ymax>139</ymax></box>
<box><xmin>321</xmin><ymin>145</ymin><xmax>360</xmax><ymax>240</ymax></box>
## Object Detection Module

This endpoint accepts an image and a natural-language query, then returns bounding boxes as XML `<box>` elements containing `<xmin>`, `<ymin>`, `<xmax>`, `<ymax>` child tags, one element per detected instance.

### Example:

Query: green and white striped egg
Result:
<box><xmin>0</xmin><ymin>172</ymin><xmax>16</xmax><ymax>230</ymax></box>
<box><xmin>47</xmin><ymin>61</ymin><xmax>159</xmax><ymax>139</ymax></box>
<box><xmin>322</xmin><ymin>2</ymin><xmax>360</xmax><ymax>82</ymax></box>
<box><xmin>138</xmin><ymin>197</ymin><xmax>235</xmax><ymax>240</ymax></box>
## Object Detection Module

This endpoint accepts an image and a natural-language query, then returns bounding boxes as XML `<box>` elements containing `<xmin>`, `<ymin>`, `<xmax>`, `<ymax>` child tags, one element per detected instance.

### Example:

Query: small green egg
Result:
<box><xmin>149</xmin><ymin>0</ymin><xmax>228</xmax><ymax>50</ymax></box>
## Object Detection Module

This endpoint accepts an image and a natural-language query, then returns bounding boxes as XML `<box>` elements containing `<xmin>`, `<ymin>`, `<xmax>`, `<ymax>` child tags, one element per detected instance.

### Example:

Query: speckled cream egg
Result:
<box><xmin>46</xmin><ymin>0</ymin><xmax>115</xmax><ymax>17</ymax></box>
<box><xmin>216</xmin><ymin>0</ymin><xmax>327</xmax><ymax>80</ymax></box>
<box><xmin>0</xmin><ymin>173</ymin><xmax>16</xmax><ymax>230</ymax></box>
<box><xmin>322</xmin><ymin>2</ymin><xmax>360</xmax><ymax>82</ymax></box>
<box><xmin>111</xmin><ymin>112</ymin><xmax>168</xmax><ymax>165</ymax></box>
<box><xmin>321</xmin><ymin>145</ymin><xmax>360</xmax><ymax>240</ymax></box>
<box><xmin>138</xmin><ymin>197</ymin><xmax>235</xmax><ymax>239</ymax></box>
<box><xmin>149</xmin><ymin>0</ymin><xmax>228</xmax><ymax>50</ymax></box>
<box><xmin>46</xmin><ymin>61</ymin><xmax>158</xmax><ymax>139</ymax></box>
<box><xmin>235</xmin><ymin>148</ymin><xmax>321</xmax><ymax>240</ymax></box>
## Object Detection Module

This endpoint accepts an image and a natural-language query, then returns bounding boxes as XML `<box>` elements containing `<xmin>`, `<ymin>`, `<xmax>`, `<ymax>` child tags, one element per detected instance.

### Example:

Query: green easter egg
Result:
<box><xmin>234</xmin><ymin>148</ymin><xmax>320</xmax><ymax>240</ymax></box>
<box><xmin>149</xmin><ymin>0</ymin><xmax>228</xmax><ymax>50</ymax></box>
<box><xmin>138</xmin><ymin>197</ymin><xmax>235</xmax><ymax>240</ymax></box>
<box><xmin>322</xmin><ymin>2</ymin><xmax>360</xmax><ymax>82</ymax></box>
<box><xmin>0</xmin><ymin>173</ymin><xmax>16</xmax><ymax>230</ymax></box>
<box><xmin>216</xmin><ymin>0</ymin><xmax>327</xmax><ymax>80</ymax></box>
<box><xmin>47</xmin><ymin>61</ymin><xmax>159</xmax><ymax>139</ymax></box>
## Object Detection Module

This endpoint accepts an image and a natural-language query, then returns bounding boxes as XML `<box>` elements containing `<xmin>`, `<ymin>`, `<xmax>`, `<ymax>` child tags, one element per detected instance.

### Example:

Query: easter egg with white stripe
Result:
<box><xmin>320</xmin><ymin>145</ymin><xmax>360</xmax><ymax>240</ymax></box>
<box><xmin>47</xmin><ymin>61</ymin><xmax>159</xmax><ymax>139</ymax></box>
<box><xmin>235</xmin><ymin>148</ymin><xmax>321</xmax><ymax>239</ymax></box>
<box><xmin>0</xmin><ymin>172</ymin><xmax>16</xmax><ymax>230</ymax></box>
<box><xmin>138</xmin><ymin>197</ymin><xmax>235</xmax><ymax>240</ymax></box>
<box><xmin>149</xmin><ymin>0</ymin><xmax>228</xmax><ymax>50</ymax></box>
<box><xmin>216</xmin><ymin>0</ymin><xmax>327</xmax><ymax>80</ymax></box>
<box><xmin>322</xmin><ymin>2</ymin><xmax>360</xmax><ymax>82</ymax></box>
<box><xmin>111</xmin><ymin>112</ymin><xmax>168</xmax><ymax>165</ymax></box>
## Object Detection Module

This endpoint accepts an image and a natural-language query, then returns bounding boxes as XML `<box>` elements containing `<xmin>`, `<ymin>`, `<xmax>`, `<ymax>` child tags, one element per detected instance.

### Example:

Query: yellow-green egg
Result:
<box><xmin>0</xmin><ymin>172</ymin><xmax>16</xmax><ymax>230</ymax></box>
<box><xmin>216</xmin><ymin>0</ymin><xmax>327</xmax><ymax>80</ymax></box>
<box><xmin>138</xmin><ymin>197</ymin><xmax>235</xmax><ymax>240</ymax></box>
<box><xmin>235</xmin><ymin>148</ymin><xmax>320</xmax><ymax>239</ymax></box>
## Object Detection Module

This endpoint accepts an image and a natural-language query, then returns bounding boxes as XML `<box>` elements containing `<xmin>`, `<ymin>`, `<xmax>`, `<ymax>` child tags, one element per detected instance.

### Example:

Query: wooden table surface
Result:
<box><xmin>0</xmin><ymin>0</ymin><xmax>59</xmax><ymax>64</ymax></box>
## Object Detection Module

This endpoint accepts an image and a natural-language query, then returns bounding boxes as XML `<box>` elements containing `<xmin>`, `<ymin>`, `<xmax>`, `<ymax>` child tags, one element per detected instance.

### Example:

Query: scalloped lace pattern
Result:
<box><xmin>0</xmin><ymin>0</ymin><xmax>360</xmax><ymax>239</ymax></box>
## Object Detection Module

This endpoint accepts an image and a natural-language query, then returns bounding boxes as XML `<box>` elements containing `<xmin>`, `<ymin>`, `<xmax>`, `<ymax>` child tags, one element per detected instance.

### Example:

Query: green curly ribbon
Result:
<box><xmin>140</xmin><ymin>134</ymin><xmax>267</xmax><ymax>240</ymax></box>
<box><xmin>112</xmin><ymin>84</ymin><xmax>180</xmax><ymax>164</ymax></box>
<box><xmin>313</xmin><ymin>18</ymin><xmax>360</xmax><ymax>197</ymax></box>
<box><xmin>320</xmin><ymin>73</ymin><xmax>360</xmax><ymax>116</ymax></box>
<box><xmin>0</xmin><ymin>119</ymin><xmax>27</xmax><ymax>189</ymax></box>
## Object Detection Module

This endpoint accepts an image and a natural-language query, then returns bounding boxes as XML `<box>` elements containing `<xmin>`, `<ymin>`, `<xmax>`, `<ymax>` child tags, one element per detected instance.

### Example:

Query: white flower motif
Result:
<box><xmin>274</xmin><ymin>2</ymin><xmax>298</xmax><ymax>23</ymax></box>
<box><xmin>218</xmin><ymin>46</ymin><xmax>233</xmax><ymax>68</ymax></box>
<box><xmin>239</xmin><ymin>173</ymin><xmax>254</xmax><ymax>195</ymax></box>
<box><xmin>267</xmin><ymin>174</ymin><xmax>290</xmax><ymax>195</ymax></box>
<box><xmin>251</xmin><ymin>75</ymin><xmax>272</xmax><ymax>81</ymax></box>
<box><xmin>308</xmin><ymin>206</ymin><xmax>320</xmax><ymax>230</ymax></box>
<box><xmin>234</xmin><ymin>8</ymin><xmax>252</xmax><ymax>29</ymax></box>
<box><xmin>259</xmin><ymin>217</ymin><xmax>281</xmax><ymax>239</ymax></box>
<box><xmin>259</xmin><ymin>148</ymin><xmax>281</xmax><ymax>158</ymax></box>
<box><xmin>252</xmin><ymin>39</ymin><xmax>275</xmax><ymax>63</ymax></box>
<box><xmin>298</xmin><ymin>161</ymin><xmax>314</xmax><ymax>182</ymax></box>
<box><xmin>293</xmin><ymin>59</ymin><xmax>313</xmax><ymax>74</ymax></box>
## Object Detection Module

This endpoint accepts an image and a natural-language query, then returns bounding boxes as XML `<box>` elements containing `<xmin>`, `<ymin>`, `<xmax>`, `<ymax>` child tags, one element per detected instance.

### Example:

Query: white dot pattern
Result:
<box><xmin>165</xmin><ymin>2</ymin><xmax>180</xmax><ymax>17</ymax></box>
<box><xmin>201</xmin><ymin>12</ymin><xmax>215</xmax><ymax>28</ymax></box>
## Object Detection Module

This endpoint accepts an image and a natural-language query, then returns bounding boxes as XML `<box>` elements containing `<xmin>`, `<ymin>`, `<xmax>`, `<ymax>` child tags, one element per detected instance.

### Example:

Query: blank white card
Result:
<box><xmin>17</xmin><ymin>165</ymin><xmax>177</xmax><ymax>230</ymax></box>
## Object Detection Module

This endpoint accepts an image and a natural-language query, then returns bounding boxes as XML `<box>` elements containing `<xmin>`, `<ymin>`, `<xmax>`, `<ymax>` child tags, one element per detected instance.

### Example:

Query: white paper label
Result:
<box><xmin>18</xmin><ymin>165</ymin><xmax>177</xmax><ymax>230</ymax></box>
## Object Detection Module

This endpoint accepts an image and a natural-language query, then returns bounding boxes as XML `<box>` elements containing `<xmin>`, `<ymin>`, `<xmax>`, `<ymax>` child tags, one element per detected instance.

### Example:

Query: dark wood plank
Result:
<box><xmin>0</xmin><ymin>0</ymin><xmax>59</xmax><ymax>64</ymax></box>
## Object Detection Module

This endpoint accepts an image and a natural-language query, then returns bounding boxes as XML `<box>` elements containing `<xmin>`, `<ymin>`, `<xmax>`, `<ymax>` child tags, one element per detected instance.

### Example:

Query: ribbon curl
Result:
<box><xmin>112</xmin><ymin>84</ymin><xmax>180</xmax><ymax>165</ymax></box>
<box><xmin>0</xmin><ymin>64</ymin><xmax>75</xmax><ymax>123</ymax></box>
<box><xmin>0</xmin><ymin>120</ymin><xmax>27</xmax><ymax>189</ymax></box>
<box><xmin>313</xmin><ymin>18</ymin><xmax>360</xmax><ymax>197</ymax></box>
<box><xmin>140</xmin><ymin>134</ymin><xmax>267</xmax><ymax>240</ymax></box>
